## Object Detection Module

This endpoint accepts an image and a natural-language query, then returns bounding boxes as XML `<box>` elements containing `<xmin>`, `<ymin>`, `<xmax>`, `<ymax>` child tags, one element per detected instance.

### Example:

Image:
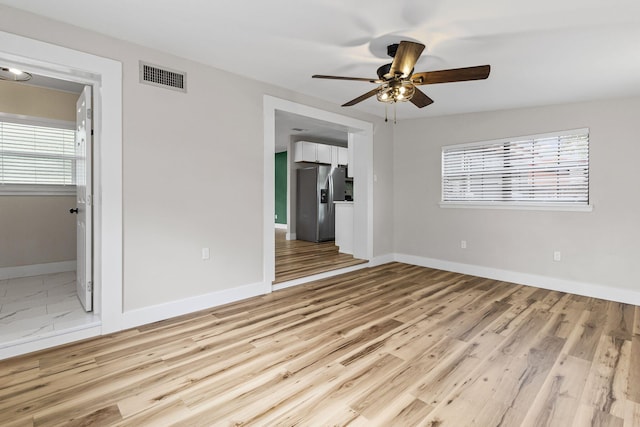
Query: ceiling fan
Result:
<box><xmin>312</xmin><ymin>41</ymin><xmax>490</xmax><ymax>116</ymax></box>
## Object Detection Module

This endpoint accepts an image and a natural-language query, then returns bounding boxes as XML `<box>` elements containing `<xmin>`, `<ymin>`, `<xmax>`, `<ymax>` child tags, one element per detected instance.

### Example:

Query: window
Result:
<box><xmin>0</xmin><ymin>116</ymin><xmax>76</xmax><ymax>194</ymax></box>
<box><xmin>441</xmin><ymin>129</ymin><xmax>590</xmax><ymax>210</ymax></box>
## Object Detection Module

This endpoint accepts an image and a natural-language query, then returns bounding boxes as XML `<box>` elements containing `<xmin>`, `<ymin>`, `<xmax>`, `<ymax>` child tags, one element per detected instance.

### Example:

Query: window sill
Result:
<box><xmin>439</xmin><ymin>201</ymin><xmax>593</xmax><ymax>212</ymax></box>
<box><xmin>0</xmin><ymin>185</ymin><xmax>76</xmax><ymax>196</ymax></box>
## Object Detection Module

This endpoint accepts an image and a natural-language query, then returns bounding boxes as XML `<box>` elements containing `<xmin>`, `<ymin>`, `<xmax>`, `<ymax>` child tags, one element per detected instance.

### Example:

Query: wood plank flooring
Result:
<box><xmin>274</xmin><ymin>229</ymin><xmax>366</xmax><ymax>283</ymax></box>
<box><xmin>1</xmin><ymin>262</ymin><xmax>639</xmax><ymax>426</ymax></box>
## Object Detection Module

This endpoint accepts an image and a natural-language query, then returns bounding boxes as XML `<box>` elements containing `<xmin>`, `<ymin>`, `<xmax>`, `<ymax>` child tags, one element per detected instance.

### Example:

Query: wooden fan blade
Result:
<box><xmin>313</xmin><ymin>75</ymin><xmax>382</xmax><ymax>83</ymax></box>
<box><xmin>412</xmin><ymin>65</ymin><xmax>491</xmax><ymax>85</ymax></box>
<box><xmin>410</xmin><ymin>88</ymin><xmax>434</xmax><ymax>108</ymax></box>
<box><xmin>342</xmin><ymin>88</ymin><xmax>380</xmax><ymax>107</ymax></box>
<box><xmin>389</xmin><ymin>41</ymin><xmax>425</xmax><ymax>78</ymax></box>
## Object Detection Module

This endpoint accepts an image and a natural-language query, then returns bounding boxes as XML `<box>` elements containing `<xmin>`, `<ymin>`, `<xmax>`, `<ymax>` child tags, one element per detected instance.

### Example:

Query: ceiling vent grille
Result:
<box><xmin>139</xmin><ymin>61</ymin><xmax>186</xmax><ymax>93</ymax></box>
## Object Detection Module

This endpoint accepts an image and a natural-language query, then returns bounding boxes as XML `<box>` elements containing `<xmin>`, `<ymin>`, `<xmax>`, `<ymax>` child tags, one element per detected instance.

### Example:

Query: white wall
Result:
<box><xmin>0</xmin><ymin>80</ymin><xmax>78</xmax><ymax>121</ymax></box>
<box><xmin>0</xmin><ymin>6</ymin><xmax>394</xmax><ymax>314</ymax></box>
<box><xmin>0</xmin><ymin>196</ymin><xmax>76</xmax><ymax>268</ymax></box>
<box><xmin>0</xmin><ymin>81</ymin><xmax>77</xmax><ymax>269</ymax></box>
<box><xmin>373</xmin><ymin>122</ymin><xmax>394</xmax><ymax>258</ymax></box>
<box><xmin>394</xmin><ymin>96</ymin><xmax>640</xmax><ymax>293</ymax></box>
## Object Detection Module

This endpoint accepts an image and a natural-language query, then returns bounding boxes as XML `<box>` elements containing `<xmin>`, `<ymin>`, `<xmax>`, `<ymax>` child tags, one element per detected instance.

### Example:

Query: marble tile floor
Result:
<box><xmin>0</xmin><ymin>271</ymin><xmax>100</xmax><ymax>348</ymax></box>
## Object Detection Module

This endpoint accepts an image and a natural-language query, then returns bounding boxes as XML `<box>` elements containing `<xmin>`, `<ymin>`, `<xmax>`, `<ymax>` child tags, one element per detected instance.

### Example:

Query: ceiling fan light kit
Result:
<box><xmin>376</xmin><ymin>80</ymin><xmax>416</xmax><ymax>103</ymax></box>
<box><xmin>312</xmin><ymin>40</ymin><xmax>491</xmax><ymax>122</ymax></box>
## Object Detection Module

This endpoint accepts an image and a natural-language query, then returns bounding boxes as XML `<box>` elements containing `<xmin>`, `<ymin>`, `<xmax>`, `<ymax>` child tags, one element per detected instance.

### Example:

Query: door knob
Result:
<box><xmin>69</xmin><ymin>208</ymin><xmax>79</xmax><ymax>214</ymax></box>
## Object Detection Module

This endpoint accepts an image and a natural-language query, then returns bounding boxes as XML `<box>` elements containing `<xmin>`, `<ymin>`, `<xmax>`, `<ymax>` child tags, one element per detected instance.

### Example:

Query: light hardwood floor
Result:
<box><xmin>1</xmin><ymin>263</ymin><xmax>639</xmax><ymax>426</ymax></box>
<box><xmin>274</xmin><ymin>229</ymin><xmax>366</xmax><ymax>284</ymax></box>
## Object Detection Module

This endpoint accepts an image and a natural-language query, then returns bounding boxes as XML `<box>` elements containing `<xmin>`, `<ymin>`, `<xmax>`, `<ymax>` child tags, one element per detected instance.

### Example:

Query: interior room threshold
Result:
<box><xmin>273</xmin><ymin>262</ymin><xmax>370</xmax><ymax>291</ymax></box>
<box><xmin>0</xmin><ymin>316</ymin><xmax>101</xmax><ymax>350</ymax></box>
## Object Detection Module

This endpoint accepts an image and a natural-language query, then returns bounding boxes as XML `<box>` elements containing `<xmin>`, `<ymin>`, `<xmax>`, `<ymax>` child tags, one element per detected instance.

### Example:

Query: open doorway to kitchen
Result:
<box><xmin>264</xmin><ymin>96</ymin><xmax>374</xmax><ymax>289</ymax></box>
<box><xmin>0</xmin><ymin>30</ymin><xmax>122</xmax><ymax>360</ymax></box>
<box><xmin>272</xmin><ymin>111</ymin><xmax>366</xmax><ymax>284</ymax></box>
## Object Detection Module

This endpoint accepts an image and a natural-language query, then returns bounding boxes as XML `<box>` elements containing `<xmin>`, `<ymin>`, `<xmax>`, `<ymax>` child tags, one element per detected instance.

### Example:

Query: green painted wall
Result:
<box><xmin>275</xmin><ymin>151</ymin><xmax>287</xmax><ymax>224</ymax></box>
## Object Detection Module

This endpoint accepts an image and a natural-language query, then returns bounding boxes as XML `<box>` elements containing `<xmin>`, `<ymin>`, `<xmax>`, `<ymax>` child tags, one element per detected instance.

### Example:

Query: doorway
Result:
<box><xmin>272</xmin><ymin>111</ymin><xmax>367</xmax><ymax>283</ymax></box>
<box><xmin>0</xmin><ymin>74</ymin><xmax>97</xmax><ymax>347</ymax></box>
<box><xmin>264</xmin><ymin>96</ymin><xmax>374</xmax><ymax>288</ymax></box>
<box><xmin>0</xmin><ymin>30</ymin><xmax>123</xmax><ymax>359</ymax></box>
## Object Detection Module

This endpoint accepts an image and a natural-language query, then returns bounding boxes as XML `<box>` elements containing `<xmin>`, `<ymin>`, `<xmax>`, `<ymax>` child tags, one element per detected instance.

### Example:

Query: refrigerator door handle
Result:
<box><xmin>328</xmin><ymin>174</ymin><xmax>334</xmax><ymax>213</ymax></box>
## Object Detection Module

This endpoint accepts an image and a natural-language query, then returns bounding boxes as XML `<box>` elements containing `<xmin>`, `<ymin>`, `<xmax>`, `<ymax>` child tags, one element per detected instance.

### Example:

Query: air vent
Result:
<box><xmin>139</xmin><ymin>61</ymin><xmax>186</xmax><ymax>93</ymax></box>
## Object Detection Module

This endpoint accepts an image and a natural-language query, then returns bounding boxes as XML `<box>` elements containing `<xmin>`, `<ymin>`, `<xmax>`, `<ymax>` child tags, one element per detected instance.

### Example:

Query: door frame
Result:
<box><xmin>0</xmin><ymin>30</ymin><xmax>123</xmax><ymax>356</ymax></box>
<box><xmin>263</xmin><ymin>96</ymin><xmax>374</xmax><ymax>286</ymax></box>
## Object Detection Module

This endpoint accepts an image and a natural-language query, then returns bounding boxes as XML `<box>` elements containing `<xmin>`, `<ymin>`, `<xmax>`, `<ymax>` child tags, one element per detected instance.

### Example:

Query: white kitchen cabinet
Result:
<box><xmin>334</xmin><ymin>201</ymin><xmax>354</xmax><ymax>254</ymax></box>
<box><xmin>294</xmin><ymin>141</ymin><xmax>337</xmax><ymax>165</ymax></box>
<box><xmin>294</xmin><ymin>141</ymin><xmax>317</xmax><ymax>163</ymax></box>
<box><xmin>337</xmin><ymin>147</ymin><xmax>348</xmax><ymax>166</ymax></box>
<box><xmin>330</xmin><ymin>146</ymin><xmax>349</xmax><ymax>167</ymax></box>
<box><xmin>316</xmin><ymin>143</ymin><xmax>332</xmax><ymax>164</ymax></box>
<box><xmin>347</xmin><ymin>134</ymin><xmax>354</xmax><ymax>178</ymax></box>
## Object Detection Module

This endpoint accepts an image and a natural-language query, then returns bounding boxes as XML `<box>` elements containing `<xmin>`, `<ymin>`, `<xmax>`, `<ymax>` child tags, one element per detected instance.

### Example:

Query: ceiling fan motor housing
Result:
<box><xmin>387</xmin><ymin>43</ymin><xmax>399</xmax><ymax>58</ymax></box>
<box><xmin>376</xmin><ymin>63</ymin><xmax>392</xmax><ymax>80</ymax></box>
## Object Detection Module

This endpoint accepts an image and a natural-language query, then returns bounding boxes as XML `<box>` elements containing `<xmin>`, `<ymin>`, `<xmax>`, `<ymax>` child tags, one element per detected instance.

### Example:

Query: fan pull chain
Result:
<box><xmin>384</xmin><ymin>103</ymin><xmax>398</xmax><ymax>124</ymax></box>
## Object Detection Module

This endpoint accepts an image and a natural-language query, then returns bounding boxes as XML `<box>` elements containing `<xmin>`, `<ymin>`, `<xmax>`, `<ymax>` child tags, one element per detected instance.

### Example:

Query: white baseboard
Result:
<box><xmin>394</xmin><ymin>253</ymin><xmax>640</xmax><ymax>306</ymax></box>
<box><xmin>275</xmin><ymin>223</ymin><xmax>287</xmax><ymax>230</ymax></box>
<box><xmin>0</xmin><ymin>260</ymin><xmax>76</xmax><ymax>280</ymax></box>
<box><xmin>122</xmin><ymin>281</ymin><xmax>270</xmax><ymax>329</ymax></box>
<box><xmin>0</xmin><ymin>323</ymin><xmax>101</xmax><ymax>361</ymax></box>
<box><xmin>368</xmin><ymin>254</ymin><xmax>395</xmax><ymax>267</ymax></box>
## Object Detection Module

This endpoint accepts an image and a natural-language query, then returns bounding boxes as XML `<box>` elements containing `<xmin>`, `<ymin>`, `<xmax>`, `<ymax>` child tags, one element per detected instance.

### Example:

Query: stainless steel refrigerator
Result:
<box><xmin>296</xmin><ymin>164</ymin><xmax>346</xmax><ymax>242</ymax></box>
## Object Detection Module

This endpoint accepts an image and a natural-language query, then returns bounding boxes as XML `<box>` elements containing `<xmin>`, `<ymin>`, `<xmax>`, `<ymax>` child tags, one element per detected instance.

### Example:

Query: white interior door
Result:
<box><xmin>75</xmin><ymin>86</ymin><xmax>92</xmax><ymax>311</ymax></box>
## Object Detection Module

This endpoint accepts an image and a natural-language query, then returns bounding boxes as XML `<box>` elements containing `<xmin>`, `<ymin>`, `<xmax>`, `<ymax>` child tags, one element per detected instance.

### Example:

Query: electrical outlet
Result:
<box><xmin>553</xmin><ymin>251</ymin><xmax>561</xmax><ymax>262</ymax></box>
<box><xmin>461</xmin><ymin>240</ymin><xmax>467</xmax><ymax>249</ymax></box>
<box><xmin>202</xmin><ymin>247</ymin><xmax>210</xmax><ymax>260</ymax></box>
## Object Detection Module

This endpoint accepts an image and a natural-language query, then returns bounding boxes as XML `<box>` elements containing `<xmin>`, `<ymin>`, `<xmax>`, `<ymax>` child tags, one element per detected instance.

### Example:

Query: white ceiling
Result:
<box><xmin>2</xmin><ymin>0</ymin><xmax>640</xmax><ymax>120</ymax></box>
<box><xmin>275</xmin><ymin>111</ymin><xmax>348</xmax><ymax>153</ymax></box>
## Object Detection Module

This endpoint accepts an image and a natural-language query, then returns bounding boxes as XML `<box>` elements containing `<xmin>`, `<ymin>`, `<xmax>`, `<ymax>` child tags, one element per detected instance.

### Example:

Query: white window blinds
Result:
<box><xmin>0</xmin><ymin>120</ymin><xmax>76</xmax><ymax>186</ymax></box>
<box><xmin>442</xmin><ymin>129</ymin><xmax>589</xmax><ymax>206</ymax></box>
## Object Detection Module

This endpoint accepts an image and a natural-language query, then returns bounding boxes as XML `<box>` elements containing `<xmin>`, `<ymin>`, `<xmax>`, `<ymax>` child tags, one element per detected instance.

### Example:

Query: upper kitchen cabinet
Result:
<box><xmin>316</xmin><ymin>144</ymin><xmax>332</xmax><ymax>164</ymax></box>
<box><xmin>294</xmin><ymin>141</ymin><xmax>348</xmax><ymax>166</ymax></box>
<box><xmin>294</xmin><ymin>141</ymin><xmax>316</xmax><ymax>163</ymax></box>
<box><xmin>337</xmin><ymin>147</ymin><xmax>348</xmax><ymax>166</ymax></box>
<box><xmin>331</xmin><ymin>145</ymin><xmax>348</xmax><ymax>166</ymax></box>
<box><xmin>294</xmin><ymin>141</ymin><xmax>328</xmax><ymax>163</ymax></box>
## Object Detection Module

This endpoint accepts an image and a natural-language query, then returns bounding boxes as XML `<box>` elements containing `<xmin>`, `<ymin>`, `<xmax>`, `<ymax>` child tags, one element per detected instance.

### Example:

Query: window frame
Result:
<box><xmin>0</xmin><ymin>112</ymin><xmax>76</xmax><ymax>196</ymax></box>
<box><xmin>440</xmin><ymin>128</ymin><xmax>592</xmax><ymax>212</ymax></box>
